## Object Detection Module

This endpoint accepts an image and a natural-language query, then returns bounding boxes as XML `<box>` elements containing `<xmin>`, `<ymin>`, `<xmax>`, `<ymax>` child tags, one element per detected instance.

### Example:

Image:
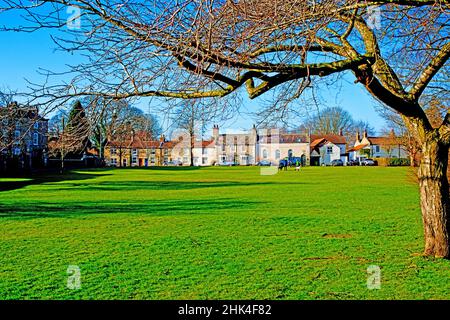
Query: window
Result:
<box><xmin>327</xmin><ymin>146</ymin><xmax>333</xmax><ymax>154</ymax></box>
<box><xmin>34</xmin><ymin>122</ymin><xmax>39</xmax><ymax>130</ymax></box>
<box><xmin>288</xmin><ymin>149</ymin><xmax>293</xmax><ymax>158</ymax></box>
<box><xmin>132</xmin><ymin>149</ymin><xmax>138</xmax><ymax>156</ymax></box>
<box><xmin>263</xmin><ymin>149</ymin><xmax>268</xmax><ymax>159</ymax></box>
<box><xmin>123</xmin><ymin>159</ymin><xmax>127</xmax><ymax>166</ymax></box>
<box><xmin>202</xmin><ymin>148</ymin><xmax>207</xmax><ymax>155</ymax></box>
<box><xmin>33</xmin><ymin>133</ymin><xmax>39</xmax><ymax>145</ymax></box>
<box><xmin>13</xmin><ymin>147</ymin><xmax>21</xmax><ymax>156</ymax></box>
<box><xmin>202</xmin><ymin>157</ymin><xmax>207</xmax><ymax>165</ymax></box>
<box><xmin>375</xmin><ymin>146</ymin><xmax>380</xmax><ymax>153</ymax></box>
<box><xmin>111</xmin><ymin>148</ymin><xmax>117</xmax><ymax>155</ymax></box>
<box><xmin>183</xmin><ymin>157</ymin><xmax>188</xmax><ymax>163</ymax></box>
<box><xmin>132</xmin><ymin>156</ymin><xmax>137</xmax><ymax>164</ymax></box>
<box><xmin>111</xmin><ymin>158</ymin><xmax>117</xmax><ymax>166</ymax></box>
<box><xmin>14</xmin><ymin>130</ymin><xmax>20</xmax><ymax>139</ymax></box>
<box><xmin>275</xmin><ymin>150</ymin><xmax>280</xmax><ymax>159</ymax></box>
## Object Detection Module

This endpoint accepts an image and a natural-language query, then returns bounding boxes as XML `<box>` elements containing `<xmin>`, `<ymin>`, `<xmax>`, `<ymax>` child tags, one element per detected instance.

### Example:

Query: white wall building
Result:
<box><xmin>309</xmin><ymin>134</ymin><xmax>348</xmax><ymax>166</ymax></box>
<box><xmin>258</xmin><ymin>130</ymin><xmax>310</xmax><ymax>165</ymax></box>
<box><xmin>348</xmin><ymin>130</ymin><xmax>408</xmax><ymax>162</ymax></box>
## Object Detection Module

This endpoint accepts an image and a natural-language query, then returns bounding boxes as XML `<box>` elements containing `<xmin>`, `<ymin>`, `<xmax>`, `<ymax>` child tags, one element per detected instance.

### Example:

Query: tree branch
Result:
<box><xmin>440</xmin><ymin>112</ymin><xmax>450</xmax><ymax>145</ymax></box>
<box><xmin>410</xmin><ymin>42</ymin><xmax>450</xmax><ymax>101</ymax></box>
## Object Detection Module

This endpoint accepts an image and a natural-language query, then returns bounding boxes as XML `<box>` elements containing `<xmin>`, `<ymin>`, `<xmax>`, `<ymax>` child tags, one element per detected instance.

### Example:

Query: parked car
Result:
<box><xmin>331</xmin><ymin>159</ymin><xmax>344</xmax><ymax>166</ymax></box>
<box><xmin>219</xmin><ymin>161</ymin><xmax>238</xmax><ymax>166</ymax></box>
<box><xmin>362</xmin><ymin>158</ymin><xmax>376</xmax><ymax>166</ymax></box>
<box><xmin>348</xmin><ymin>160</ymin><xmax>360</xmax><ymax>166</ymax></box>
<box><xmin>257</xmin><ymin>160</ymin><xmax>272</xmax><ymax>166</ymax></box>
<box><xmin>167</xmin><ymin>160</ymin><xmax>183</xmax><ymax>166</ymax></box>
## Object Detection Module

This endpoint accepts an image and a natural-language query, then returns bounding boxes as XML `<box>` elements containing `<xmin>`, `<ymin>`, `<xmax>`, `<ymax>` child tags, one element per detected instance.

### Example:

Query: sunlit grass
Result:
<box><xmin>0</xmin><ymin>166</ymin><xmax>449</xmax><ymax>299</ymax></box>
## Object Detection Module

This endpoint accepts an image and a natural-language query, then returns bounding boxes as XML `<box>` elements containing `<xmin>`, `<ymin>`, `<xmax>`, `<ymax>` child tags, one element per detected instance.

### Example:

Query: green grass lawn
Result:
<box><xmin>0</xmin><ymin>166</ymin><xmax>449</xmax><ymax>299</ymax></box>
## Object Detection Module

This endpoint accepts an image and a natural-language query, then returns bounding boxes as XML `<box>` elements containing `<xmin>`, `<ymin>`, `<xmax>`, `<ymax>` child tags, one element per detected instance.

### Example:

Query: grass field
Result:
<box><xmin>0</xmin><ymin>166</ymin><xmax>449</xmax><ymax>300</ymax></box>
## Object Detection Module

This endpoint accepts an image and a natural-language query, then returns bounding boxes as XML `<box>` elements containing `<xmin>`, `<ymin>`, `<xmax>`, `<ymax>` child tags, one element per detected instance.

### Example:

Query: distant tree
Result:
<box><xmin>78</xmin><ymin>97</ymin><xmax>162</xmax><ymax>160</ymax></box>
<box><xmin>305</xmin><ymin>107</ymin><xmax>353</xmax><ymax>135</ymax></box>
<box><xmin>0</xmin><ymin>88</ymin><xmax>17</xmax><ymax>157</ymax></box>
<box><xmin>304</xmin><ymin>107</ymin><xmax>375</xmax><ymax>143</ymax></box>
<box><xmin>171</xmin><ymin>100</ymin><xmax>215</xmax><ymax>166</ymax></box>
<box><xmin>66</xmin><ymin>100</ymin><xmax>91</xmax><ymax>155</ymax></box>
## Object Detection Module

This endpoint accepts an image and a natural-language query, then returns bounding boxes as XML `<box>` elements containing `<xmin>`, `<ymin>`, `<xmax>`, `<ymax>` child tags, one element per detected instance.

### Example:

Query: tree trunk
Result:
<box><xmin>418</xmin><ymin>139</ymin><xmax>450</xmax><ymax>258</ymax></box>
<box><xmin>190</xmin><ymin>134</ymin><xmax>194</xmax><ymax>167</ymax></box>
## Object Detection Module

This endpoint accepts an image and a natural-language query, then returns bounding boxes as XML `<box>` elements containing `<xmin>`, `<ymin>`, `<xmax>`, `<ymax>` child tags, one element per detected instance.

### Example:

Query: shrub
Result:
<box><xmin>388</xmin><ymin>158</ymin><xmax>411</xmax><ymax>166</ymax></box>
<box><xmin>376</xmin><ymin>158</ymin><xmax>390</xmax><ymax>167</ymax></box>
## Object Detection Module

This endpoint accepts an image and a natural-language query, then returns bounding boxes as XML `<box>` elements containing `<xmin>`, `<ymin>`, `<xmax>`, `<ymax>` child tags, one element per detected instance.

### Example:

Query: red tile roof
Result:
<box><xmin>279</xmin><ymin>134</ymin><xmax>308</xmax><ymax>143</ymax></box>
<box><xmin>367</xmin><ymin>136</ymin><xmax>399</xmax><ymax>146</ymax></box>
<box><xmin>347</xmin><ymin>144</ymin><xmax>369</xmax><ymax>152</ymax></box>
<box><xmin>310</xmin><ymin>138</ymin><xmax>326</xmax><ymax>148</ymax></box>
<box><xmin>107</xmin><ymin>131</ymin><xmax>173</xmax><ymax>149</ymax></box>
<box><xmin>201</xmin><ymin>140</ymin><xmax>215</xmax><ymax>148</ymax></box>
<box><xmin>311</xmin><ymin>134</ymin><xmax>346</xmax><ymax>145</ymax></box>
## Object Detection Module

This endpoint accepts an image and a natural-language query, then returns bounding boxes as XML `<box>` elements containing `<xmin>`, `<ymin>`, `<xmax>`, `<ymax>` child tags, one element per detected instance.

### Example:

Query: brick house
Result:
<box><xmin>104</xmin><ymin>130</ymin><xmax>173</xmax><ymax>167</ymax></box>
<box><xmin>0</xmin><ymin>103</ymin><xmax>48</xmax><ymax>172</ymax></box>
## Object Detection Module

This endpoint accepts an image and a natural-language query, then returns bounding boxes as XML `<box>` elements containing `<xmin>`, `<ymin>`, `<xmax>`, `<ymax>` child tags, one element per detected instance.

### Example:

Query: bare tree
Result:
<box><xmin>1</xmin><ymin>1</ymin><xmax>450</xmax><ymax>257</ymax></box>
<box><xmin>169</xmin><ymin>99</ymin><xmax>216</xmax><ymax>166</ymax></box>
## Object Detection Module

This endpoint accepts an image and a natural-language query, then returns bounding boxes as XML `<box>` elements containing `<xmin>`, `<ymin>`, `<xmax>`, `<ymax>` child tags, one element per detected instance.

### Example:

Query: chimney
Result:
<box><xmin>159</xmin><ymin>134</ymin><xmax>165</xmax><ymax>142</ymax></box>
<box><xmin>356</xmin><ymin>131</ymin><xmax>361</xmax><ymax>142</ymax></box>
<box><xmin>363</xmin><ymin>129</ymin><xmax>367</xmax><ymax>139</ymax></box>
<box><xmin>212</xmin><ymin>124</ymin><xmax>219</xmax><ymax>141</ymax></box>
<box><xmin>339</xmin><ymin>128</ymin><xmax>343</xmax><ymax>136</ymax></box>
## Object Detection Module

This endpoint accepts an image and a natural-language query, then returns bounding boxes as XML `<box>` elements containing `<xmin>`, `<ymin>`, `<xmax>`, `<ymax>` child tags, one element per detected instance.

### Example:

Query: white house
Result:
<box><xmin>348</xmin><ymin>130</ymin><xmax>408</xmax><ymax>161</ymax></box>
<box><xmin>258</xmin><ymin>129</ymin><xmax>310</xmax><ymax>165</ymax></box>
<box><xmin>309</xmin><ymin>133</ymin><xmax>347</xmax><ymax>166</ymax></box>
<box><xmin>192</xmin><ymin>140</ymin><xmax>217</xmax><ymax>166</ymax></box>
<box><xmin>213</xmin><ymin>125</ymin><xmax>258</xmax><ymax>165</ymax></box>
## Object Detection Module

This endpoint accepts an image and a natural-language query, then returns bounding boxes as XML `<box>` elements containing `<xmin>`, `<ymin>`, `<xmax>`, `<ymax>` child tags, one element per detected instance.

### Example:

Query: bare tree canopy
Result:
<box><xmin>1</xmin><ymin>1</ymin><xmax>450</xmax><ymax>258</ymax></box>
<box><xmin>304</xmin><ymin>106</ymin><xmax>374</xmax><ymax>137</ymax></box>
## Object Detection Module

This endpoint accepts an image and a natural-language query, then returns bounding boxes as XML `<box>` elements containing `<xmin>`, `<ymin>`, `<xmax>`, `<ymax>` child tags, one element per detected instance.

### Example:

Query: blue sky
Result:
<box><xmin>0</xmin><ymin>9</ymin><xmax>387</xmax><ymax>135</ymax></box>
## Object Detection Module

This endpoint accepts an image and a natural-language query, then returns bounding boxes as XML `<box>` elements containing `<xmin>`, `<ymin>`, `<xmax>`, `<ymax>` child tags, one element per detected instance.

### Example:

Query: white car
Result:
<box><xmin>362</xmin><ymin>159</ymin><xmax>376</xmax><ymax>166</ymax></box>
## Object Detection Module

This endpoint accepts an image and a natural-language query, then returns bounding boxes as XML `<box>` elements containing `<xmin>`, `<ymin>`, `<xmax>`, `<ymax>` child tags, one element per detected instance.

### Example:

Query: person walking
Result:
<box><xmin>295</xmin><ymin>160</ymin><xmax>301</xmax><ymax>172</ymax></box>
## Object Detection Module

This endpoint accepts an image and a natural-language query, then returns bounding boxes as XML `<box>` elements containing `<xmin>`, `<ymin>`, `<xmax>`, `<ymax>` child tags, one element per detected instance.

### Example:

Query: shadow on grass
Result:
<box><xmin>0</xmin><ymin>170</ymin><xmax>112</xmax><ymax>192</ymax></box>
<box><xmin>56</xmin><ymin>180</ymin><xmax>292</xmax><ymax>191</ymax></box>
<box><xmin>0</xmin><ymin>198</ymin><xmax>260</xmax><ymax>220</ymax></box>
<box><xmin>110</xmin><ymin>166</ymin><xmax>203</xmax><ymax>171</ymax></box>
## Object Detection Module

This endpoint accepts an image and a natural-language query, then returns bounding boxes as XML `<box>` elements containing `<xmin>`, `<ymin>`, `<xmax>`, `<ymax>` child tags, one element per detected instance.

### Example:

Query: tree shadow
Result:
<box><xmin>0</xmin><ymin>198</ymin><xmax>260</xmax><ymax>220</ymax></box>
<box><xmin>57</xmin><ymin>180</ymin><xmax>287</xmax><ymax>191</ymax></box>
<box><xmin>117</xmin><ymin>166</ymin><xmax>203</xmax><ymax>171</ymax></box>
<box><xmin>0</xmin><ymin>170</ymin><xmax>112</xmax><ymax>192</ymax></box>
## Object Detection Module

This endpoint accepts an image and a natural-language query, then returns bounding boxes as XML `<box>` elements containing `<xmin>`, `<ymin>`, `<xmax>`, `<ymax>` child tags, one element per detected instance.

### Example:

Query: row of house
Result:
<box><xmin>104</xmin><ymin>125</ymin><xmax>408</xmax><ymax>167</ymax></box>
<box><xmin>0</xmin><ymin>103</ymin><xmax>408</xmax><ymax>171</ymax></box>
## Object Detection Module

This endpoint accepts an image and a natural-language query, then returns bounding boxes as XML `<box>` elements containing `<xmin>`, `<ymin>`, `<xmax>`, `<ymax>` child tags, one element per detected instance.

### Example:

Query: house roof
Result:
<box><xmin>311</xmin><ymin>134</ymin><xmax>346</xmax><ymax>145</ymax></box>
<box><xmin>279</xmin><ymin>134</ymin><xmax>308</xmax><ymax>143</ymax></box>
<box><xmin>310</xmin><ymin>138</ymin><xmax>326</xmax><ymax>148</ymax></box>
<box><xmin>107</xmin><ymin>131</ymin><xmax>173</xmax><ymax>149</ymax></box>
<box><xmin>347</xmin><ymin>143</ymin><xmax>369</xmax><ymax>152</ymax></box>
<box><xmin>201</xmin><ymin>140</ymin><xmax>215</xmax><ymax>148</ymax></box>
<box><xmin>367</xmin><ymin>136</ymin><xmax>399</xmax><ymax>146</ymax></box>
